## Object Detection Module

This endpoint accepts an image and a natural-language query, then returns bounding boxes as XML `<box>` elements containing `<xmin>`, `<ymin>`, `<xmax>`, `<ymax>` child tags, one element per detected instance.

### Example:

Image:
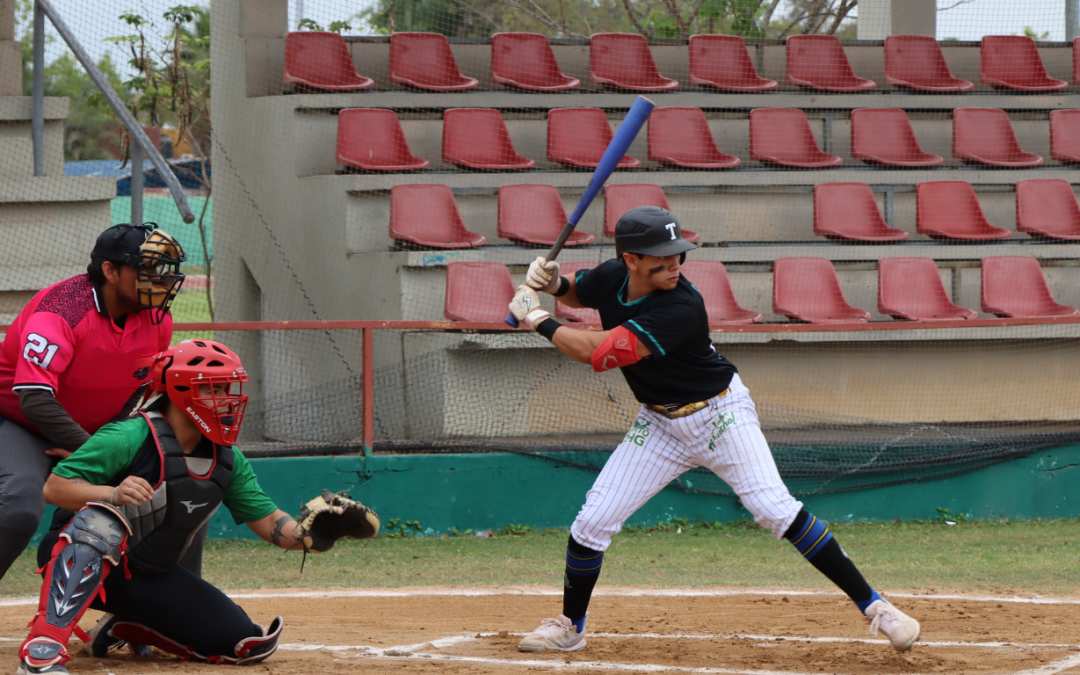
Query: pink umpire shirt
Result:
<box><xmin>0</xmin><ymin>274</ymin><xmax>172</xmax><ymax>438</ymax></box>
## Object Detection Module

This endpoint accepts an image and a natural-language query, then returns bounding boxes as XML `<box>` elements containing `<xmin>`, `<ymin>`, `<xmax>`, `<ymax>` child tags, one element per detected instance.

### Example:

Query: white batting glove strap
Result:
<box><xmin>523</xmin><ymin>309</ymin><xmax>553</xmax><ymax>331</ymax></box>
<box><xmin>526</xmin><ymin>257</ymin><xmax>561</xmax><ymax>294</ymax></box>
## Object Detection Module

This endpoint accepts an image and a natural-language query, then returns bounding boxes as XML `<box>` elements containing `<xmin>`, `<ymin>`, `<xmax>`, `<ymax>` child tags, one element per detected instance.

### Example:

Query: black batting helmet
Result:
<box><xmin>614</xmin><ymin>206</ymin><xmax>696</xmax><ymax>261</ymax></box>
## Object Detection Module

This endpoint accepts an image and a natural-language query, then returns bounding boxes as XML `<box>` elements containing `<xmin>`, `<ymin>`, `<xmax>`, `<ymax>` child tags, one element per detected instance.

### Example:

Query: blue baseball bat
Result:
<box><xmin>506</xmin><ymin>95</ymin><xmax>656</xmax><ymax>327</ymax></box>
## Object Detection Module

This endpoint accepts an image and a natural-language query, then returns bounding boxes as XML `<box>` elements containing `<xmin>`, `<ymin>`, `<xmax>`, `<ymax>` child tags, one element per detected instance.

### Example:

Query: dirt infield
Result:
<box><xmin>3</xmin><ymin>587</ymin><xmax>1080</xmax><ymax>674</ymax></box>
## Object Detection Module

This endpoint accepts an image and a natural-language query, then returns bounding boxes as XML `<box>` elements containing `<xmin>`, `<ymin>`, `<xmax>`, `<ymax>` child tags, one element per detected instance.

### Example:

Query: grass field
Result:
<box><xmin>4</xmin><ymin>518</ymin><xmax>1078</xmax><ymax>598</ymax></box>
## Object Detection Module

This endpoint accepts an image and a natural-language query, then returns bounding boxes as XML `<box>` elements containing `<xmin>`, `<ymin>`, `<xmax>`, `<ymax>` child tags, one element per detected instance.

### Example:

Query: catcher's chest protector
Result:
<box><xmin>124</xmin><ymin>411</ymin><xmax>233</xmax><ymax>574</ymax></box>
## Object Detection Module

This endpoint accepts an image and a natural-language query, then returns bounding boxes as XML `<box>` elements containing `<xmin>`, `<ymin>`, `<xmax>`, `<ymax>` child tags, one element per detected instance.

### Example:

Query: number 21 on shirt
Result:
<box><xmin>23</xmin><ymin>333</ymin><xmax>59</xmax><ymax>370</ymax></box>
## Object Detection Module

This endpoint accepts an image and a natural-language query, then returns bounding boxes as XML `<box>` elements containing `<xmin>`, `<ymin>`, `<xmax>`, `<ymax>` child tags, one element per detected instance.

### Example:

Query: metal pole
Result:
<box><xmin>362</xmin><ymin>327</ymin><xmax>374</xmax><ymax>467</ymax></box>
<box><xmin>131</xmin><ymin>142</ymin><xmax>143</xmax><ymax>226</ymax></box>
<box><xmin>884</xmin><ymin>190</ymin><xmax>894</xmax><ymax>227</ymax></box>
<box><xmin>1068</xmin><ymin>0</ymin><xmax>1079</xmax><ymax>42</ymax></box>
<box><xmin>31</xmin><ymin>1</ymin><xmax>44</xmax><ymax>177</ymax></box>
<box><xmin>35</xmin><ymin>0</ymin><xmax>194</xmax><ymax>223</ymax></box>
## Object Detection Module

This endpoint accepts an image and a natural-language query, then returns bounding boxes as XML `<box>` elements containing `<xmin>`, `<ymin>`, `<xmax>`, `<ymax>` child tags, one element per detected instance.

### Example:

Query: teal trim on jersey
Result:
<box><xmin>616</xmin><ymin>277</ymin><xmax>650</xmax><ymax>307</ymax></box>
<box><xmin>628</xmin><ymin>320</ymin><xmax>665</xmax><ymax>356</ymax></box>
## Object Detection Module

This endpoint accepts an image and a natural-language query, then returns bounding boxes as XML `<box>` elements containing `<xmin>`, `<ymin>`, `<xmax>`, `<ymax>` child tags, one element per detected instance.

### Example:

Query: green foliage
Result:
<box><xmin>382</xmin><ymin>518</ymin><xmax>425</xmax><ymax>538</ymax></box>
<box><xmin>499</xmin><ymin>521</ymin><xmax>534</xmax><ymax>535</ymax></box>
<box><xmin>297</xmin><ymin>18</ymin><xmax>353</xmax><ymax>33</ymax></box>
<box><xmin>936</xmin><ymin>507</ymin><xmax>970</xmax><ymax>525</ymax></box>
<box><xmin>449</xmin><ymin>527</ymin><xmax>473</xmax><ymax>537</ymax></box>
<box><xmin>1021</xmin><ymin>26</ymin><xmax>1051</xmax><ymax>41</ymax></box>
<box><xmin>362</xmin><ymin>0</ymin><xmax>497</xmax><ymax>38</ymax></box>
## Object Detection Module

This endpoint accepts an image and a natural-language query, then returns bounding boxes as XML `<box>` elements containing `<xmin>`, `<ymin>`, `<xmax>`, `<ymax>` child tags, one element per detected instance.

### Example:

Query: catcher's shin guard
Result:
<box><xmin>112</xmin><ymin>616</ymin><xmax>283</xmax><ymax>665</ymax></box>
<box><xmin>21</xmin><ymin>504</ymin><xmax>131</xmax><ymax>665</ymax></box>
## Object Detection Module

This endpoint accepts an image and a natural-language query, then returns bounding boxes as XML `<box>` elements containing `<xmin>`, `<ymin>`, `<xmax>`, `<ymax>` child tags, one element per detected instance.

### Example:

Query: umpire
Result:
<box><xmin>0</xmin><ymin>224</ymin><xmax>184</xmax><ymax>581</ymax></box>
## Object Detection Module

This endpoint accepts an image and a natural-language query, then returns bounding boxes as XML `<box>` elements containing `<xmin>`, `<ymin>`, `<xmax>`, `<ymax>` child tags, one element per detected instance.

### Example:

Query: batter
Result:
<box><xmin>508</xmin><ymin>206</ymin><xmax>920</xmax><ymax>654</ymax></box>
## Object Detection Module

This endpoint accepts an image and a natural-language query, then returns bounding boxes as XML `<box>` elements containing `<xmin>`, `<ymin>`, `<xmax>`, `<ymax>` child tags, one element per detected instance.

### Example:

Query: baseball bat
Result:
<box><xmin>506</xmin><ymin>95</ymin><xmax>656</xmax><ymax>327</ymax></box>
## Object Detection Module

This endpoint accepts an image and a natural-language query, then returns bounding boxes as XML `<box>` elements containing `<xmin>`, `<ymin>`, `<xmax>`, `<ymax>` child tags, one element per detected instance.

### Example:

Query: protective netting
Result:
<box><xmin>2</xmin><ymin>0</ymin><xmax>1080</xmax><ymax>496</ymax></box>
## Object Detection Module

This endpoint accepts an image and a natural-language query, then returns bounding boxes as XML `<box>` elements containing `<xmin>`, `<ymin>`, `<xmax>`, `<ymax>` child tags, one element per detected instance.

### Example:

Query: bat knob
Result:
<box><xmin>504</xmin><ymin>314</ymin><xmax>521</xmax><ymax>328</ymax></box>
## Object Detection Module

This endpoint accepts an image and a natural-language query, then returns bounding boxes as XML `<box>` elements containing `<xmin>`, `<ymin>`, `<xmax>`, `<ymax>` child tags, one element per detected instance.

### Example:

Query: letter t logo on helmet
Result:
<box><xmin>150</xmin><ymin>340</ymin><xmax>249</xmax><ymax>446</ymax></box>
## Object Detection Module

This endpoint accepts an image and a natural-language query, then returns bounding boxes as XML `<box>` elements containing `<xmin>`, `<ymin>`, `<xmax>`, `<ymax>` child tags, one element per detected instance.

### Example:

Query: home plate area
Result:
<box><xmin>3</xmin><ymin>589</ymin><xmax>1080</xmax><ymax>675</ymax></box>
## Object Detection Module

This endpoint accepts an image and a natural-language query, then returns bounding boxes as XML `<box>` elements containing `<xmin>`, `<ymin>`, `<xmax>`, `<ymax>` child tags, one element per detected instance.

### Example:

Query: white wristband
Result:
<box><xmin>110</xmin><ymin>486</ymin><xmax>119</xmax><ymax>506</ymax></box>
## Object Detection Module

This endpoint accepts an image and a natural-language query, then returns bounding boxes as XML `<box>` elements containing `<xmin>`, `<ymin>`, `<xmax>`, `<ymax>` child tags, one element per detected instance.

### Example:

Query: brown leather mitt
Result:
<box><xmin>295</xmin><ymin>490</ymin><xmax>380</xmax><ymax>552</ymax></box>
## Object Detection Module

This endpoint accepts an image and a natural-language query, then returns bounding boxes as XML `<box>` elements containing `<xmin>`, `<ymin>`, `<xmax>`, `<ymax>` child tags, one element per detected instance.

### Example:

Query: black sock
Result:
<box><xmin>784</xmin><ymin>510</ymin><xmax>874</xmax><ymax>607</ymax></box>
<box><xmin>562</xmin><ymin>536</ymin><xmax>603</xmax><ymax>631</ymax></box>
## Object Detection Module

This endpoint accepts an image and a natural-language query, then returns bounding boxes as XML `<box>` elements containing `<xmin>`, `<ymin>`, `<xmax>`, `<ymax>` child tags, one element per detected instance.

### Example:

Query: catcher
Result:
<box><xmin>17</xmin><ymin>340</ymin><xmax>379</xmax><ymax>675</ymax></box>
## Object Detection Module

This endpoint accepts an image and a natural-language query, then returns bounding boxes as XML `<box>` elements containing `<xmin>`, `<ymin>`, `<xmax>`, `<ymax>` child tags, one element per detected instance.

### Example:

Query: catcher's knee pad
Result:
<box><xmin>112</xmin><ymin>617</ymin><xmax>283</xmax><ymax>665</ymax></box>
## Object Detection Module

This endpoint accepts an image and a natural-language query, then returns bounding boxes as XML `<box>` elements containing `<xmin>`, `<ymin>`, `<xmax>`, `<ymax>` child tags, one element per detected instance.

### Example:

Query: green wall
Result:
<box><xmin>32</xmin><ymin>446</ymin><xmax>1080</xmax><ymax>543</ymax></box>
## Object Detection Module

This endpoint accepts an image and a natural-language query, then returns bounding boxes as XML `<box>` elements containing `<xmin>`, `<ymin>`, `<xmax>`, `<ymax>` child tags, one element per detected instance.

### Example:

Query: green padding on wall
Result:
<box><xmin>31</xmin><ymin>445</ymin><xmax>1080</xmax><ymax>543</ymax></box>
<box><xmin>111</xmin><ymin>197</ymin><xmax>212</xmax><ymax>267</ymax></box>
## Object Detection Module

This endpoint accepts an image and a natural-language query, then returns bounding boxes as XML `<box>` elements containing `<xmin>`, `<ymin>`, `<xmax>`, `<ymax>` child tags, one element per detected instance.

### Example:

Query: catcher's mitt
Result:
<box><xmin>296</xmin><ymin>490</ymin><xmax>380</xmax><ymax>553</ymax></box>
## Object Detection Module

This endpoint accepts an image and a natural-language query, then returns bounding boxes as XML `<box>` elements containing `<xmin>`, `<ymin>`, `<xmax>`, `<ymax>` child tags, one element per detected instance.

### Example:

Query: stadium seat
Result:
<box><xmin>498</xmin><ymin>184</ymin><xmax>595</xmax><ymax>246</ymax></box>
<box><xmin>1049</xmin><ymin>109</ymin><xmax>1080</xmax><ymax>165</ymax></box>
<box><xmin>389</xmin><ymin>184</ymin><xmax>486</xmax><ymax>248</ymax></box>
<box><xmin>555</xmin><ymin>261</ymin><xmax>602</xmax><ymax>325</ymax></box>
<box><xmin>1015</xmin><ymin>178</ymin><xmax>1080</xmax><ymax>241</ymax></box>
<box><xmin>680</xmin><ymin>260</ymin><xmax>762</xmax><ymax>324</ymax></box>
<box><xmin>336</xmin><ymin>109</ymin><xmax>430</xmax><ymax>171</ymax></box>
<box><xmin>878</xmin><ymin>258</ymin><xmax>977</xmax><ymax>322</ymax></box>
<box><xmin>389</xmin><ymin>32</ymin><xmax>479</xmax><ymax>91</ymax></box>
<box><xmin>952</xmin><ymin>108</ymin><xmax>1043</xmax><ymax>167</ymax></box>
<box><xmin>785</xmin><ymin>35</ymin><xmax>876</xmax><ymax>92</ymax></box>
<box><xmin>916</xmin><ymin>181</ymin><xmax>1011</xmax><ymax>240</ymax></box>
<box><xmin>813</xmin><ymin>183</ymin><xmax>908</xmax><ymax>242</ymax></box>
<box><xmin>981</xmin><ymin>256</ymin><xmax>1080</xmax><ymax>318</ymax></box>
<box><xmin>883</xmin><ymin>35</ymin><xmax>973</xmax><ymax>92</ymax></box>
<box><xmin>980</xmin><ymin>35</ymin><xmax>1068</xmax><ymax>91</ymax></box>
<box><xmin>442</xmin><ymin>109</ymin><xmax>535</xmax><ymax>170</ymax></box>
<box><xmin>773</xmin><ymin>258</ymin><xmax>871</xmax><ymax>324</ymax></box>
<box><xmin>647</xmin><ymin>107</ymin><xmax>740</xmax><ymax>169</ymax></box>
<box><xmin>547</xmin><ymin>108</ymin><xmax>641</xmax><ymax>169</ymax></box>
<box><xmin>589</xmin><ymin>33</ymin><xmax>679</xmax><ymax>91</ymax></box>
<box><xmin>687</xmin><ymin>35</ymin><xmax>778</xmax><ymax>91</ymax></box>
<box><xmin>850</xmin><ymin>108</ymin><xmax>943</xmax><ymax>167</ymax></box>
<box><xmin>491</xmin><ymin>32</ymin><xmax>580</xmax><ymax>91</ymax></box>
<box><xmin>444</xmin><ymin>262</ymin><xmax>515</xmax><ymax>322</ymax></box>
<box><xmin>603</xmin><ymin>183</ymin><xmax>700</xmax><ymax>242</ymax></box>
<box><xmin>749</xmin><ymin>108</ymin><xmax>843</xmax><ymax>168</ymax></box>
<box><xmin>283</xmin><ymin>32</ymin><xmax>374</xmax><ymax>91</ymax></box>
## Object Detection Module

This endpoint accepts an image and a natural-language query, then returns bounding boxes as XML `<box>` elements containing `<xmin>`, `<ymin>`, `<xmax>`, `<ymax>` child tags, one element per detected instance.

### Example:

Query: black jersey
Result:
<box><xmin>573</xmin><ymin>259</ymin><xmax>737</xmax><ymax>405</ymax></box>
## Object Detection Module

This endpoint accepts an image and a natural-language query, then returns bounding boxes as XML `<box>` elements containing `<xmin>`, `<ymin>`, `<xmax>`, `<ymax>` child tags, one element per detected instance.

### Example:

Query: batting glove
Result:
<box><xmin>525</xmin><ymin>257</ymin><xmax>561</xmax><ymax>294</ymax></box>
<box><xmin>509</xmin><ymin>285</ymin><xmax>553</xmax><ymax>330</ymax></box>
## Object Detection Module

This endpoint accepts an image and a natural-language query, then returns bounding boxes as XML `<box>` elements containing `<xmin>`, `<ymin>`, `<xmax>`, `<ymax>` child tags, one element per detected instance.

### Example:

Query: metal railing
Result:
<box><xmin>31</xmin><ymin>0</ymin><xmax>195</xmax><ymax>225</ymax></box>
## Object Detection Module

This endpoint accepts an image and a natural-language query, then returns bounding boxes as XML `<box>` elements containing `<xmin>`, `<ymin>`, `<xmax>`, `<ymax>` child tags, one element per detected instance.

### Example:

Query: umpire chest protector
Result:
<box><xmin>123</xmin><ymin>411</ymin><xmax>233</xmax><ymax>574</ymax></box>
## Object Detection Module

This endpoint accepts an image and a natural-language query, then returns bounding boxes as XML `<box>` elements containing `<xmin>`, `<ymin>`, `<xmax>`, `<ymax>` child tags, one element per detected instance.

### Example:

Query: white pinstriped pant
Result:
<box><xmin>570</xmin><ymin>374</ymin><xmax>803</xmax><ymax>552</ymax></box>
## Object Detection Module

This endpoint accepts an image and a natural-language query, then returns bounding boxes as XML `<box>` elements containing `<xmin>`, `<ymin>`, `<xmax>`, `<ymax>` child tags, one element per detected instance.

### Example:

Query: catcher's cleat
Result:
<box><xmin>17</xmin><ymin>637</ymin><xmax>69</xmax><ymax>675</ymax></box>
<box><xmin>865</xmin><ymin>599</ymin><xmax>920</xmax><ymax>651</ymax></box>
<box><xmin>85</xmin><ymin>614</ymin><xmax>151</xmax><ymax>659</ymax></box>
<box><xmin>517</xmin><ymin>614</ymin><xmax>586</xmax><ymax>652</ymax></box>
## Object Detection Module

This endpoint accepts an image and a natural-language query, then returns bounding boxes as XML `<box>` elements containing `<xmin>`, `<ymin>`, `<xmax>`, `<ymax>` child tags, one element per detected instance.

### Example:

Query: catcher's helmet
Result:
<box><xmin>150</xmin><ymin>340</ymin><xmax>249</xmax><ymax>446</ymax></box>
<box><xmin>91</xmin><ymin>224</ymin><xmax>186</xmax><ymax>325</ymax></box>
<box><xmin>614</xmin><ymin>206</ymin><xmax>696</xmax><ymax>262</ymax></box>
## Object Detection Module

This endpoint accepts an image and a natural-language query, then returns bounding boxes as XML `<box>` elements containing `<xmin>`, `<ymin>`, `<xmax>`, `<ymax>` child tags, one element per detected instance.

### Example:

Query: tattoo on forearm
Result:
<box><xmin>70</xmin><ymin>479</ymin><xmax>87</xmax><ymax>485</ymax></box>
<box><xmin>270</xmin><ymin>515</ymin><xmax>292</xmax><ymax>547</ymax></box>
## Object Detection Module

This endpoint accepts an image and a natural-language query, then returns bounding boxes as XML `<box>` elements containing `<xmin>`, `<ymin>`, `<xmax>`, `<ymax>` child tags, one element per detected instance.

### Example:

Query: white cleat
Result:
<box><xmin>517</xmin><ymin>614</ymin><xmax>586</xmax><ymax>652</ymax></box>
<box><xmin>865</xmin><ymin>599</ymin><xmax>920</xmax><ymax>651</ymax></box>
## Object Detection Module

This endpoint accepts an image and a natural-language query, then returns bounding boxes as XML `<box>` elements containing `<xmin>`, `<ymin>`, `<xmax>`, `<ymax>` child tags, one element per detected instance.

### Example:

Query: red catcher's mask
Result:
<box><xmin>150</xmin><ymin>339</ymin><xmax>249</xmax><ymax>446</ymax></box>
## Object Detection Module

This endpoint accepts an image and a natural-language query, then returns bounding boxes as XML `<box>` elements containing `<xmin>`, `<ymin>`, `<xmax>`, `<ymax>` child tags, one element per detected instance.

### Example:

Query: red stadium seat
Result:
<box><xmin>878</xmin><ymin>258</ymin><xmax>977</xmax><ymax>322</ymax></box>
<box><xmin>589</xmin><ymin>33</ymin><xmax>679</xmax><ymax>91</ymax></box>
<box><xmin>603</xmin><ymin>184</ymin><xmax>700</xmax><ymax>242</ymax></box>
<box><xmin>444</xmin><ymin>262</ymin><xmax>515</xmax><ymax>322</ymax></box>
<box><xmin>981</xmin><ymin>256</ymin><xmax>1079</xmax><ymax>318</ymax></box>
<box><xmin>773</xmin><ymin>258</ymin><xmax>871</xmax><ymax>324</ymax></box>
<box><xmin>390</xmin><ymin>184</ymin><xmax>486</xmax><ymax>249</ymax></box>
<box><xmin>680</xmin><ymin>260</ymin><xmax>762</xmax><ymax>324</ymax></box>
<box><xmin>883</xmin><ymin>35</ymin><xmax>973</xmax><ymax>92</ymax></box>
<box><xmin>336</xmin><ymin>109</ymin><xmax>429</xmax><ymax>171</ymax></box>
<box><xmin>1015</xmin><ymin>179</ymin><xmax>1080</xmax><ymax>241</ymax></box>
<box><xmin>785</xmin><ymin>35</ymin><xmax>876</xmax><ymax>92</ymax></box>
<box><xmin>647</xmin><ymin>107</ymin><xmax>740</xmax><ymax>169</ymax></box>
<box><xmin>498</xmin><ymin>184</ymin><xmax>595</xmax><ymax>246</ymax></box>
<box><xmin>916</xmin><ymin>181</ymin><xmax>1011</xmax><ymax>241</ymax></box>
<box><xmin>688</xmin><ymin>35</ymin><xmax>777</xmax><ymax>91</ymax></box>
<box><xmin>283</xmin><ymin>32</ymin><xmax>374</xmax><ymax>91</ymax></box>
<box><xmin>1050</xmin><ymin>110</ymin><xmax>1080</xmax><ymax>165</ymax></box>
<box><xmin>749</xmin><ymin>109</ymin><xmax>843</xmax><ymax>168</ymax></box>
<box><xmin>547</xmin><ymin>108</ymin><xmax>641</xmax><ymax>169</ymax></box>
<box><xmin>555</xmin><ymin>261</ymin><xmax>602</xmax><ymax>325</ymax></box>
<box><xmin>491</xmin><ymin>32</ymin><xmax>579</xmax><ymax>91</ymax></box>
<box><xmin>442</xmin><ymin>109</ymin><xmax>535</xmax><ymax>170</ymax></box>
<box><xmin>952</xmin><ymin>108</ymin><xmax>1043</xmax><ymax>167</ymax></box>
<box><xmin>850</xmin><ymin>108</ymin><xmax>943</xmax><ymax>167</ymax></box>
<box><xmin>813</xmin><ymin>183</ymin><xmax>908</xmax><ymax>242</ymax></box>
<box><xmin>980</xmin><ymin>36</ymin><xmax>1068</xmax><ymax>91</ymax></box>
<box><xmin>389</xmin><ymin>32</ymin><xmax>479</xmax><ymax>91</ymax></box>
